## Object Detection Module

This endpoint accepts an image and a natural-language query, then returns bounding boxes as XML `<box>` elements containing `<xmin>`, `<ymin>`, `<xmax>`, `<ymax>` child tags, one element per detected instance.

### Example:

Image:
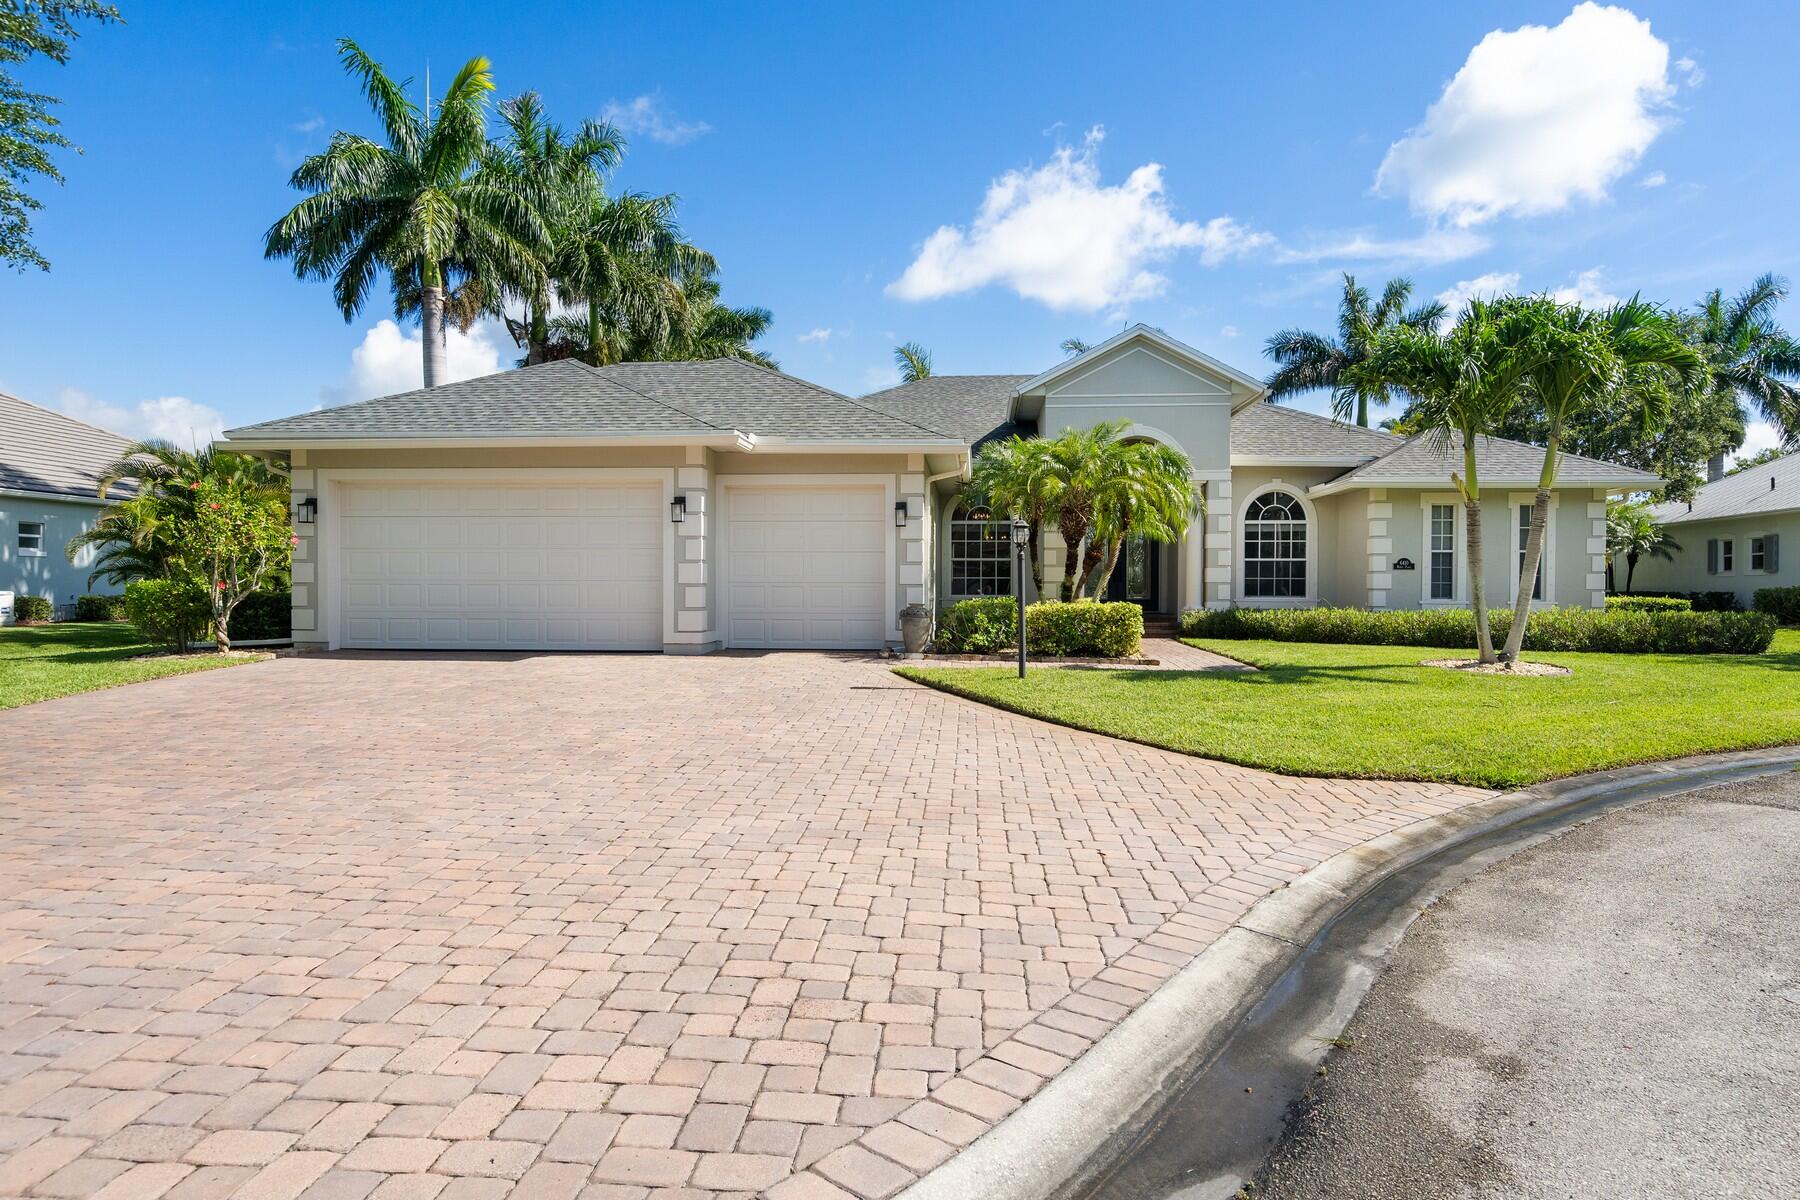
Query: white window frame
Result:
<box><xmin>1750</xmin><ymin>536</ymin><xmax>1767</xmax><ymax>572</ymax></box>
<box><xmin>1507</xmin><ymin>493</ymin><xmax>1557</xmax><ymax>606</ymax></box>
<box><xmin>948</xmin><ymin>514</ymin><xmax>1013</xmax><ymax>599</ymax></box>
<box><xmin>16</xmin><ymin>520</ymin><xmax>45</xmax><ymax>557</ymax></box>
<box><xmin>1418</xmin><ymin>494</ymin><xmax>1466</xmax><ymax>606</ymax></box>
<box><xmin>1235</xmin><ymin>484</ymin><xmax>1317</xmax><ymax>607</ymax></box>
<box><xmin>1720</xmin><ymin>538</ymin><xmax>1735</xmax><ymax>574</ymax></box>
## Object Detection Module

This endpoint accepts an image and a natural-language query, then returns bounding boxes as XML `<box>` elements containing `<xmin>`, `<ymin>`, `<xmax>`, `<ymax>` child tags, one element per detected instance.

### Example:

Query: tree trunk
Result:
<box><xmin>1057</xmin><ymin>513</ymin><xmax>1087</xmax><ymax>602</ymax></box>
<box><xmin>1090</xmin><ymin>537</ymin><xmax>1123</xmax><ymax>598</ymax></box>
<box><xmin>588</xmin><ymin>297</ymin><xmax>604</xmax><ymax>366</ymax></box>
<box><xmin>1027</xmin><ymin>522</ymin><xmax>1044</xmax><ymax>600</ymax></box>
<box><xmin>1500</xmin><ymin>474</ymin><xmax>1554</xmax><ymax>663</ymax></box>
<box><xmin>420</xmin><ymin>261</ymin><xmax>448</xmax><ymax>389</ymax></box>
<box><xmin>526</xmin><ymin>300</ymin><xmax>548</xmax><ymax>366</ymax></box>
<box><xmin>1625</xmin><ymin>552</ymin><xmax>1639</xmax><ymax>594</ymax></box>
<box><xmin>1356</xmin><ymin>393</ymin><xmax>1369</xmax><ymax>429</ymax></box>
<box><xmin>1075</xmin><ymin>537</ymin><xmax>1106</xmax><ymax>598</ymax></box>
<box><xmin>1606</xmin><ymin>557</ymin><xmax>1615</xmax><ymax>594</ymax></box>
<box><xmin>1459</xmin><ymin>445</ymin><xmax>1496</xmax><ymax>664</ymax></box>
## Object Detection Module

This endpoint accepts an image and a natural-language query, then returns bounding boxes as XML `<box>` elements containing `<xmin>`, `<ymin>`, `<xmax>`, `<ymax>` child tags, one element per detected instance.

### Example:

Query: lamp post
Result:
<box><xmin>1010</xmin><ymin>517</ymin><xmax>1029</xmax><ymax>679</ymax></box>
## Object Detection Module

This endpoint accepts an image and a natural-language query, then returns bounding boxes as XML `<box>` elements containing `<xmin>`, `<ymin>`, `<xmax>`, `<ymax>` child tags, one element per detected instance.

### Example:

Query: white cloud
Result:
<box><xmin>324</xmin><ymin>319</ymin><xmax>505</xmax><ymax>407</ymax></box>
<box><xmin>51</xmin><ymin>388</ymin><xmax>224</xmax><ymax>449</ymax></box>
<box><xmin>1675</xmin><ymin>55</ymin><xmax>1705</xmax><ymax>87</ymax></box>
<box><xmin>1639</xmin><ymin>170</ymin><xmax>1667</xmax><ymax>188</ymax></box>
<box><xmin>1733</xmin><ymin>419</ymin><xmax>1781</xmax><ymax>466</ymax></box>
<box><xmin>1220</xmin><ymin>325</ymin><xmax>1240</xmax><ymax>338</ymax></box>
<box><xmin>1376</xmin><ymin>3</ymin><xmax>1678</xmax><ymax>227</ymax></box>
<box><xmin>1435</xmin><ymin>271</ymin><xmax>1523</xmax><ymax>318</ymax></box>
<box><xmin>1277</xmin><ymin>226</ymin><xmax>1490</xmax><ymax>266</ymax></box>
<box><xmin>889</xmin><ymin>127</ymin><xmax>1272</xmax><ymax>312</ymax></box>
<box><xmin>1551</xmin><ymin>267</ymin><xmax>1621</xmax><ymax>308</ymax></box>
<box><xmin>292</xmin><ymin>113</ymin><xmax>325</xmax><ymax>134</ymax></box>
<box><xmin>797</xmin><ymin>327</ymin><xmax>834</xmax><ymax>344</ymax></box>
<box><xmin>600</xmin><ymin>94</ymin><xmax>711</xmax><ymax>145</ymax></box>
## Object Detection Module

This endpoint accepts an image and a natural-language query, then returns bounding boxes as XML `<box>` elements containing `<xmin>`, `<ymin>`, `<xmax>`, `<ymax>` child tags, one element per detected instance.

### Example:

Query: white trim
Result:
<box><xmin>1013</xmin><ymin>324</ymin><xmax>1266</xmax><ymax>404</ymax></box>
<box><xmin>716</xmin><ymin>474</ymin><xmax>899</xmax><ymax>648</ymax></box>
<box><xmin>1417</xmin><ymin>493</ymin><xmax>1466</xmax><ymax>606</ymax></box>
<box><xmin>1718</xmin><ymin>536</ymin><xmax>1736</xmax><ymax>575</ymax></box>
<box><xmin>223</xmin><ymin>433</ymin><xmax>752</xmax><ymax>452</ymax></box>
<box><xmin>315</xmin><ymin>467</ymin><xmax>676</xmax><ymax>652</ymax></box>
<box><xmin>1234</xmin><ymin>482</ymin><xmax>1318</xmax><ymax>606</ymax></box>
<box><xmin>0</xmin><ymin>487</ymin><xmax>110</xmax><ymax>506</ymax></box>
<box><xmin>1114</xmin><ymin>423</ymin><xmax>1190</xmax><ymax>460</ymax></box>
<box><xmin>15</xmin><ymin>520</ymin><xmax>46</xmax><ymax>557</ymax></box>
<box><xmin>1310</xmin><ymin>475</ymin><xmax>1660</xmax><ymax>499</ymax></box>
<box><xmin>1507</xmin><ymin>492</ymin><xmax>1558</xmax><ymax>606</ymax></box>
<box><xmin>1232</xmin><ymin>455</ymin><xmax>1381</xmax><ymax>468</ymax></box>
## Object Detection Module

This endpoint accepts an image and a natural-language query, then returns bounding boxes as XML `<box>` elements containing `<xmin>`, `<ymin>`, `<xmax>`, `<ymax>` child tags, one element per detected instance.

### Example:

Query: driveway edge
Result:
<box><xmin>893</xmin><ymin>744</ymin><xmax>1800</xmax><ymax>1200</ymax></box>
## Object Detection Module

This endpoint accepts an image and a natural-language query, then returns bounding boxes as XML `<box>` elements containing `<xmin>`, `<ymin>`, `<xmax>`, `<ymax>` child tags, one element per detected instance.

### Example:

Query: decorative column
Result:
<box><xmin>1204</xmin><ymin>477</ymin><xmax>1233</xmax><ymax>609</ymax></box>
<box><xmin>1366</xmin><ymin>488</ymin><xmax>1392</xmax><ymax>609</ymax></box>
<box><xmin>671</xmin><ymin>451</ymin><xmax>717</xmax><ymax>651</ymax></box>
<box><xmin>1180</xmin><ymin>480</ymin><xmax>1206</xmax><ymax>613</ymax></box>
<box><xmin>1586</xmin><ymin>489</ymin><xmax>1609</xmax><ymax>607</ymax></box>
<box><xmin>899</xmin><ymin>460</ymin><xmax>928</xmax><ymax>615</ymax></box>
<box><xmin>289</xmin><ymin>451</ymin><xmax>323</xmax><ymax>649</ymax></box>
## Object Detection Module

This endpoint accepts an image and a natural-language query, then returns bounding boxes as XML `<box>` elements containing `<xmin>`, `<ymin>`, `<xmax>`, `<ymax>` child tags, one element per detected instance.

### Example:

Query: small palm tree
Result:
<box><xmin>264</xmin><ymin>39</ymin><xmax>547</xmax><ymax>388</ymax></box>
<box><xmin>1607</xmin><ymin>501</ymin><xmax>1680</xmax><ymax>593</ymax></box>
<box><xmin>1043</xmin><ymin>420</ymin><xmax>1134</xmax><ymax>601</ymax></box>
<box><xmin>1264</xmin><ymin>274</ymin><xmax>1447</xmax><ymax>427</ymax></box>
<box><xmin>1689</xmin><ymin>274</ymin><xmax>1800</xmax><ymax>463</ymax></box>
<box><xmin>1366</xmin><ymin>301</ymin><xmax>1540</xmax><ymax>662</ymax></box>
<box><xmin>1085</xmin><ymin>440</ymin><xmax>1198</xmax><ymax>598</ymax></box>
<box><xmin>970</xmin><ymin>436</ymin><xmax>1062</xmax><ymax>596</ymax></box>
<box><xmin>1499</xmin><ymin>298</ymin><xmax>1702</xmax><ymax>660</ymax></box>
<box><xmin>894</xmin><ymin>342</ymin><xmax>932</xmax><ymax>383</ymax></box>
<box><xmin>1060</xmin><ymin>337</ymin><xmax>1091</xmax><ymax>357</ymax></box>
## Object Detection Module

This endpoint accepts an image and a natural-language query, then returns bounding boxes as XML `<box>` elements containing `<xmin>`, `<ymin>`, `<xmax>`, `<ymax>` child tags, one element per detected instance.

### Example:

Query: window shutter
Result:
<box><xmin>1707</xmin><ymin>539</ymin><xmax>1719</xmax><ymax>574</ymax></box>
<box><xmin>1765</xmin><ymin>534</ymin><xmax>1780</xmax><ymax>573</ymax></box>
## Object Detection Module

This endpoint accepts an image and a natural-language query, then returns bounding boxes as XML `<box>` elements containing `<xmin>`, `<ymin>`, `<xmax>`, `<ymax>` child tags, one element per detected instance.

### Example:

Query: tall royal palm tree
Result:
<box><xmin>1688</xmin><ymin>274</ymin><xmax>1800</xmax><ymax>473</ymax></box>
<box><xmin>264</xmin><ymin>39</ymin><xmax>546</xmax><ymax>388</ymax></box>
<box><xmin>1500</xmin><ymin>298</ymin><xmax>1701</xmax><ymax>660</ymax></box>
<box><xmin>970</xmin><ymin>435</ymin><xmax>1061</xmax><ymax>597</ymax></box>
<box><xmin>1366</xmin><ymin>301</ymin><xmax>1540</xmax><ymax>663</ymax></box>
<box><xmin>1264</xmin><ymin>274</ymin><xmax>1447</xmax><ymax>427</ymax></box>
<box><xmin>1084</xmin><ymin>440</ymin><xmax>1198</xmax><ymax>598</ymax></box>
<box><xmin>894</xmin><ymin>342</ymin><xmax>932</xmax><ymax>383</ymax></box>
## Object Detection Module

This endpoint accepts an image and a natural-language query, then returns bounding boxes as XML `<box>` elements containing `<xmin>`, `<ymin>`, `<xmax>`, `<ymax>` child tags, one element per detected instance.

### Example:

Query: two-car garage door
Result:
<box><xmin>338</xmin><ymin>482</ymin><xmax>662</xmax><ymax>650</ymax></box>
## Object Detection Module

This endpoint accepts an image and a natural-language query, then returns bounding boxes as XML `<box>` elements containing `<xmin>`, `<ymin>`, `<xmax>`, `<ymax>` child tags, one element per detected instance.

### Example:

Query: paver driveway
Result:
<box><xmin>0</xmin><ymin>652</ymin><xmax>1490</xmax><ymax>1199</ymax></box>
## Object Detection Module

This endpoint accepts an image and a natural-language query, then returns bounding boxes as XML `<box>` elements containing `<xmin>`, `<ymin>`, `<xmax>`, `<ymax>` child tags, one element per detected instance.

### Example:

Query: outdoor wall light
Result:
<box><xmin>894</xmin><ymin>500</ymin><xmax>909</xmax><ymax>527</ymax></box>
<box><xmin>295</xmin><ymin>496</ymin><xmax>317</xmax><ymax>525</ymax></box>
<box><xmin>671</xmin><ymin>495</ymin><xmax>687</xmax><ymax>524</ymax></box>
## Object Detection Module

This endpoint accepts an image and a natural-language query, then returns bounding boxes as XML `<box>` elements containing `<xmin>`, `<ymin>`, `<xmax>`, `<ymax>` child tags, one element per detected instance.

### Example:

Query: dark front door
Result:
<box><xmin>1105</xmin><ymin>534</ymin><xmax>1161</xmax><ymax>611</ymax></box>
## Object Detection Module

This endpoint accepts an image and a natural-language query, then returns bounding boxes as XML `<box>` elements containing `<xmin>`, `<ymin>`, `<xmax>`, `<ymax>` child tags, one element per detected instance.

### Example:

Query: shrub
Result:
<box><xmin>1026</xmin><ymin>600</ymin><xmax>1143</xmax><ymax>657</ymax></box>
<box><xmin>1606</xmin><ymin>594</ymin><xmax>1691</xmax><ymax>613</ymax></box>
<box><xmin>124</xmin><ymin>578</ymin><xmax>212</xmax><ymax>652</ymax></box>
<box><xmin>1624</xmin><ymin>589</ymin><xmax>1741</xmax><ymax>613</ymax></box>
<box><xmin>13</xmin><ymin>594</ymin><xmax>52</xmax><ymax>623</ymax></box>
<box><xmin>226</xmin><ymin>591</ymin><xmax>291</xmax><ymax>642</ymax></box>
<box><xmin>934</xmin><ymin>597</ymin><xmax>1018</xmax><ymax>653</ymax></box>
<box><xmin>1755</xmin><ymin>586</ymin><xmax>1800</xmax><ymax>625</ymax></box>
<box><xmin>1180</xmin><ymin>605</ymin><xmax>1776</xmax><ymax>655</ymax></box>
<box><xmin>935</xmin><ymin>597</ymin><xmax>1144</xmax><ymax>657</ymax></box>
<box><xmin>74</xmin><ymin>593</ymin><xmax>127</xmax><ymax>622</ymax></box>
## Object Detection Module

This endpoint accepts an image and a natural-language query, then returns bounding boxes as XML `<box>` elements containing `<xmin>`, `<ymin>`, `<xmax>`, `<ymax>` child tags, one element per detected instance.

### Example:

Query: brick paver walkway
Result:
<box><xmin>0</xmin><ymin>652</ymin><xmax>1490</xmax><ymax>1199</ymax></box>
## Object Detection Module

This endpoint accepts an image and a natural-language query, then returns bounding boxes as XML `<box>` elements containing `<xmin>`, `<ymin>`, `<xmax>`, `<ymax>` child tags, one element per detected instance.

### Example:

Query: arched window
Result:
<box><xmin>1243</xmin><ymin>490</ymin><xmax>1308</xmax><ymax>599</ymax></box>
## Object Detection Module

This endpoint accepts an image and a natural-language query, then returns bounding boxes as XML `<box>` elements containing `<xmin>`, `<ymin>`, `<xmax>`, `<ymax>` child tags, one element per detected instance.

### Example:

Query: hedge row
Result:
<box><xmin>935</xmin><ymin>598</ymin><xmax>1143</xmax><ymax>657</ymax></box>
<box><xmin>1616</xmin><ymin>590</ymin><xmax>1741</xmax><ymax>613</ymax></box>
<box><xmin>1605</xmin><ymin>594</ymin><xmax>1691</xmax><ymax>613</ymax></box>
<box><xmin>1755</xmin><ymin>586</ymin><xmax>1800</xmax><ymax>625</ymax></box>
<box><xmin>124</xmin><ymin>582</ymin><xmax>292</xmax><ymax>649</ymax></box>
<box><xmin>1179</xmin><ymin>605</ymin><xmax>1776</xmax><ymax>655</ymax></box>
<box><xmin>12</xmin><ymin>594</ymin><xmax>52</xmax><ymax>623</ymax></box>
<box><xmin>75</xmin><ymin>593</ymin><xmax>128</xmax><ymax>621</ymax></box>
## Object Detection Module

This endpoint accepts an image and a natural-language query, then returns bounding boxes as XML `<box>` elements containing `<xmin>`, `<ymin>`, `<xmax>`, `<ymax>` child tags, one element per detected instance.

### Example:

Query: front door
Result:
<box><xmin>1105</xmin><ymin>534</ymin><xmax>1161</xmax><ymax>611</ymax></box>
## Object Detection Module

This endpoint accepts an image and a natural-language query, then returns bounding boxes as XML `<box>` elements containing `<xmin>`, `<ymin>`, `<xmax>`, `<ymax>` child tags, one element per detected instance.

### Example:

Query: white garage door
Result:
<box><xmin>338</xmin><ymin>482</ymin><xmax>662</xmax><ymax>650</ymax></box>
<box><xmin>724</xmin><ymin>485</ymin><xmax>888</xmax><ymax>649</ymax></box>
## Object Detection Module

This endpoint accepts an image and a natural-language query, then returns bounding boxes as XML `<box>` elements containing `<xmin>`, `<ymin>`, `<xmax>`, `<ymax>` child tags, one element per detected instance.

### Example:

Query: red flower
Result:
<box><xmin>217</xmin><ymin>581</ymin><xmax>226</xmax><ymax>589</ymax></box>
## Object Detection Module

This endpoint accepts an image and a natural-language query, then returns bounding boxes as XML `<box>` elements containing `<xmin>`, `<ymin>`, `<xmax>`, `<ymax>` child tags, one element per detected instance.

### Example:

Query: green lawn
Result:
<box><xmin>0</xmin><ymin>622</ymin><xmax>264</xmax><ymax>710</ymax></box>
<box><xmin>897</xmin><ymin>630</ymin><xmax>1800</xmax><ymax>788</ymax></box>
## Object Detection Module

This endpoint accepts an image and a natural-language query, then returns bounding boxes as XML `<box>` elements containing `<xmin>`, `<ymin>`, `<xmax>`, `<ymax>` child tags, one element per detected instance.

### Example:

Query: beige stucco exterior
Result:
<box><xmin>1628</xmin><ymin>510</ymin><xmax>1798</xmax><ymax>606</ymax></box>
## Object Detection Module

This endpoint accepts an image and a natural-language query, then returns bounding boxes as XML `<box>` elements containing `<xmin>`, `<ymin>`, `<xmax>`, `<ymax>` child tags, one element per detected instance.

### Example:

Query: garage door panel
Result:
<box><xmin>725</xmin><ymin>485</ymin><xmax>888</xmax><ymax>649</ymax></box>
<box><xmin>339</xmin><ymin>481</ymin><xmax>662</xmax><ymax>651</ymax></box>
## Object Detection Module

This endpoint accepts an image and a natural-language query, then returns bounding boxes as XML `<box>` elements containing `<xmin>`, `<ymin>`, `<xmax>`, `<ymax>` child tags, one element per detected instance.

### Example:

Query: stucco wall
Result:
<box><xmin>1629</xmin><ymin>511</ymin><xmax>1799</xmax><ymax>607</ymax></box>
<box><xmin>1036</xmin><ymin>343</ymin><xmax>1234</xmax><ymax>474</ymax></box>
<box><xmin>2</xmin><ymin>495</ymin><xmax>112</xmax><ymax>614</ymax></box>
<box><xmin>1372</xmin><ymin>488</ymin><xmax>1608</xmax><ymax>610</ymax></box>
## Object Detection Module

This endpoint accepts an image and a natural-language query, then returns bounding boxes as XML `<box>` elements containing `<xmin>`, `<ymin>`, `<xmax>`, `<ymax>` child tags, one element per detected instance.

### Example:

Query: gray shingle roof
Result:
<box><xmin>858</xmin><ymin>376</ymin><xmax>1034</xmax><ymax>446</ymax></box>
<box><xmin>224</xmin><ymin>358</ymin><xmax>953</xmax><ymax>443</ymax></box>
<box><xmin>1231</xmin><ymin>404</ymin><xmax>1404</xmax><ymax>458</ymax></box>
<box><xmin>1316</xmin><ymin>432</ymin><xmax>1662</xmax><ymax>493</ymax></box>
<box><xmin>1650</xmin><ymin>452</ymin><xmax>1800</xmax><ymax>524</ymax></box>
<box><xmin>0</xmin><ymin>390</ymin><xmax>135</xmax><ymax>500</ymax></box>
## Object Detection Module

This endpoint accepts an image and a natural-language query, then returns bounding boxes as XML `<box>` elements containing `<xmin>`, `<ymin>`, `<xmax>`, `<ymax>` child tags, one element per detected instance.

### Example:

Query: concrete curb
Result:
<box><xmin>894</xmin><ymin>744</ymin><xmax>1800</xmax><ymax>1200</ymax></box>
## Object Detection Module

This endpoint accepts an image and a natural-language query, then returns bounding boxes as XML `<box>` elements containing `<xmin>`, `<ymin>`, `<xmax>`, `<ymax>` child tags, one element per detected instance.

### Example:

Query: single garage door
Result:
<box><xmin>724</xmin><ymin>484</ymin><xmax>888</xmax><ymax>648</ymax></box>
<box><xmin>338</xmin><ymin>481</ymin><xmax>662</xmax><ymax>650</ymax></box>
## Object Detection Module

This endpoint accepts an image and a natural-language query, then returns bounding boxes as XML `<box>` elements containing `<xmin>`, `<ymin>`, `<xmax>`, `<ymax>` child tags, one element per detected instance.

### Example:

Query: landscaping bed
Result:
<box><xmin>896</xmin><ymin>630</ymin><xmax>1800</xmax><ymax>788</ymax></box>
<box><xmin>0</xmin><ymin>623</ymin><xmax>267</xmax><ymax>710</ymax></box>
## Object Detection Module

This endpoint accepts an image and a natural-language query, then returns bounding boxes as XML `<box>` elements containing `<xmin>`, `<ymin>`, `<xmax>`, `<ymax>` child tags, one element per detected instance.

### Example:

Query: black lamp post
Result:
<box><xmin>1010</xmin><ymin>517</ymin><xmax>1029</xmax><ymax>678</ymax></box>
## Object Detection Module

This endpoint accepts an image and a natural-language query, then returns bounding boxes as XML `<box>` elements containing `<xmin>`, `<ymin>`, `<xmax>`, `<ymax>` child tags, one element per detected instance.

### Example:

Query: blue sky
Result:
<box><xmin>2</xmin><ymin>1</ymin><xmax>1795</xmax><ymax>458</ymax></box>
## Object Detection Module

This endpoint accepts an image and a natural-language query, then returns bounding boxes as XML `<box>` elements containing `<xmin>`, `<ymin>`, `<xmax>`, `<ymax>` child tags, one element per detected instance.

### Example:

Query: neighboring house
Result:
<box><xmin>1633</xmin><ymin>452</ymin><xmax>1797</xmax><ymax>606</ymax></box>
<box><xmin>1</xmin><ymin>391</ymin><xmax>134</xmax><ymax>621</ymax></box>
<box><xmin>220</xmin><ymin>325</ymin><xmax>1658</xmax><ymax>654</ymax></box>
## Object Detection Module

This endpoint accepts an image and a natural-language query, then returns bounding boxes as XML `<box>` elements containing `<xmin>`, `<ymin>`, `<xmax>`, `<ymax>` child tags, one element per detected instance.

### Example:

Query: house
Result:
<box><xmin>1632</xmin><ymin>451</ymin><xmax>1796</xmax><ymax>606</ymax></box>
<box><xmin>1</xmin><ymin>391</ymin><xmax>134</xmax><ymax>621</ymax></box>
<box><xmin>219</xmin><ymin>325</ymin><xmax>1659</xmax><ymax>654</ymax></box>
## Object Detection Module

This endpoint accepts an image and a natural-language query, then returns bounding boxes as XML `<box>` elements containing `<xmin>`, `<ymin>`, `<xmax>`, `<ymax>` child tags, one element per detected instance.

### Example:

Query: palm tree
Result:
<box><xmin>1500</xmin><ymin>298</ymin><xmax>1702</xmax><ymax>660</ymax></box>
<box><xmin>1688</xmin><ymin>274</ymin><xmax>1800</xmax><ymax>473</ymax></box>
<box><xmin>1085</xmin><ymin>440</ymin><xmax>1198</xmax><ymax>598</ymax></box>
<box><xmin>1264</xmin><ymin>274</ymin><xmax>1447</xmax><ymax>427</ymax></box>
<box><xmin>1042</xmin><ymin>419</ymin><xmax>1133</xmax><ymax>601</ymax></box>
<box><xmin>1607</xmin><ymin>501</ymin><xmax>1680</xmax><ymax>593</ymax></box>
<box><xmin>970</xmin><ymin>436</ymin><xmax>1061</xmax><ymax>597</ymax></box>
<box><xmin>659</xmin><ymin>272</ymin><xmax>774</xmax><ymax>366</ymax></box>
<box><xmin>1060</xmin><ymin>337</ymin><xmax>1091</xmax><ymax>357</ymax></box>
<box><xmin>1366</xmin><ymin>300</ymin><xmax>1540</xmax><ymax>663</ymax></box>
<box><xmin>486</xmin><ymin>92</ymin><xmax>622</xmax><ymax>364</ymax></box>
<box><xmin>553</xmin><ymin>191</ymin><xmax>715</xmax><ymax>366</ymax></box>
<box><xmin>894</xmin><ymin>342</ymin><xmax>932</xmax><ymax>383</ymax></box>
<box><xmin>264</xmin><ymin>39</ymin><xmax>546</xmax><ymax>388</ymax></box>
